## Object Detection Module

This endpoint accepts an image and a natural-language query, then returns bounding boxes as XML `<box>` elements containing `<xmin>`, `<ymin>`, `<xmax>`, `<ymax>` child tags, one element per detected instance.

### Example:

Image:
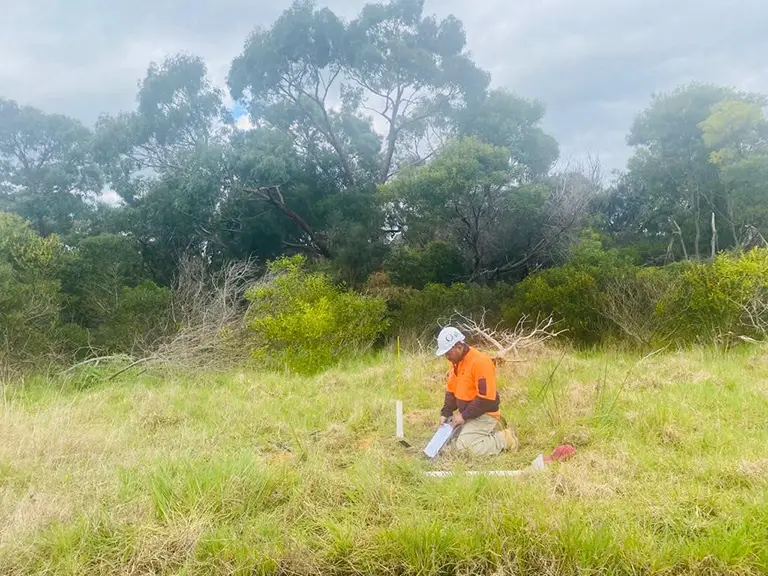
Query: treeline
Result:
<box><xmin>2</xmin><ymin>0</ymin><xmax>768</xmax><ymax>373</ymax></box>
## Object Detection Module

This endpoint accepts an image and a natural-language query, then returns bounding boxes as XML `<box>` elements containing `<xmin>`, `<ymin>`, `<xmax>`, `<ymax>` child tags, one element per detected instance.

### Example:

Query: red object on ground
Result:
<box><xmin>544</xmin><ymin>444</ymin><xmax>576</xmax><ymax>463</ymax></box>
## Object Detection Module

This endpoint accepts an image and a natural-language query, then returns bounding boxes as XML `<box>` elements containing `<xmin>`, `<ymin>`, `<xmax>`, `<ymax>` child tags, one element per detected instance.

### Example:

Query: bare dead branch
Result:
<box><xmin>740</xmin><ymin>286</ymin><xmax>768</xmax><ymax>337</ymax></box>
<box><xmin>474</xmin><ymin>156</ymin><xmax>601</xmax><ymax>281</ymax></box>
<box><xmin>130</xmin><ymin>256</ymin><xmax>261</xmax><ymax>373</ymax></box>
<box><xmin>60</xmin><ymin>355</ymin><xmax>134</xmax><ymax>374</ymax></box>
<box><xmin>742</xmin><ymin>225</ymin><xmax>768</xmax><ymax>250</ymax></box>
<box><xmin>454</xmin><ymin>309</ymin><xmax>566</xmax><ymax>362</ymax></box>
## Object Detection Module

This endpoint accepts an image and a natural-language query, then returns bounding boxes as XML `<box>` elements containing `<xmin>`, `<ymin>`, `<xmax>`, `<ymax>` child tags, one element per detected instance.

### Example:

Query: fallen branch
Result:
<box><xmin>60</xmin><ymin>355</ymin><xmax>134</xmax><ymax>375</ymax></box>
<box><xmin>106</xmin><ymin>357</ymin><xmax>153</xmax><ymax>381</ymax></box>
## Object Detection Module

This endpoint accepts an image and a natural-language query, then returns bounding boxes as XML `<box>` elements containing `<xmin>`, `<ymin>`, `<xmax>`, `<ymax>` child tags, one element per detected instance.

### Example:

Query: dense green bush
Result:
<box><xmin>507</xmin><ymin>266</ymin><xmax>605</xmax><ymax>344</ymax></box>
<box><xmin>365</xmin><ymin>272</ymin><xmax>515</xmax><ymax>342</ymax></box>
<box><xmin>92</xmin><ymin>280</ymin><xmax>173</xmax><ymax>353</ymax></box>
<box><xmin>60</xmin><ymin>234</ymin><xmax>145</xmax><ymax>325</ymax></box>
<box><xmin>245</xmin><ymin>256</ymin><xmax>388</xmax><ymax>375</ymax></box>
<box><xmin>4</xmin><ymin>207</ymin><xmax>768</xmax><ymax>373</ymax></box>
<box><xmin>58</xmin><ymin>234</ymin><xmax>170</xmax><ymax>354</ymax></box>
<box><xmin>659</xmin><ymin>249</ymin><xmax>768</xmax><ymax>344</ymax></box>
<box><xmin>248</xmin><ymin>244</ymin><xmax>768</xmax><ymax>355</ymax></box>
<box><xmin>508</xmin><ymin>235</ymin><xmax>635</xmax><ymax>343</ymax></box>
<box><xmin>385</xmin><ymin>241</ymin><xmax>467</xmax><ymax>289</ymax></box>
<box><xmin>0</xmin><ymin>212</ymin><xmax>64</xmax><ymax>366</ymax></box>
<box><xmin>510</xmin><ymin>244</ymin><xmax>768</xmax><ymax>347</ymax></box>
<box><xmin>0</xmin><ymin>219</ymin><xmax>172</xmax><ymax>366</ymax></box>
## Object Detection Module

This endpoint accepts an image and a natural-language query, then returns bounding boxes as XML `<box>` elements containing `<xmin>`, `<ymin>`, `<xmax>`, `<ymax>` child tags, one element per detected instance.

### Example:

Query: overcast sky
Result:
<box><xmin>1</xmin><ymin>0</ymin><xmax>767</xmax><ymax>172</ymax></box>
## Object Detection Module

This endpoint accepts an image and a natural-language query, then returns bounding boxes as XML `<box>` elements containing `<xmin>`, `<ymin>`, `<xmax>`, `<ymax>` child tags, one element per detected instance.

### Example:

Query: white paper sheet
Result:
<box><xmin>423</xmin><ymin>423</ymin><xmax>455</xmax><ymax>458</ymax></box>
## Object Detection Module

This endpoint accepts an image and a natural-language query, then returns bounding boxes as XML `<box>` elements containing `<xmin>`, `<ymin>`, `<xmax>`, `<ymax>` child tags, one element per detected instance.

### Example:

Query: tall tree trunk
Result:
<box><xmin>379</xmin><ymin>88</ymin><xmax>403</xmax><ymax>184</ymax></box>
<box><xmin>665</xmin><ymin>236</ymin><xmax>675</xmax><ymax>263</ymax></box>
<box><xmin>672</xmin><ymin>219</ymin><xmax>689</xmax><ymax>260</ymax></box>
<box><xmin>321</xmin><ymin>125</ymin><xmax>356</xmax><ymax>187</ymax></box>
<box><xmin>694</xmin><ymin>185</ymin><xmax>701</xmax><ymax>261</ymax></box>
<box><xmin>726</xmin><ymin>189</ymin><xmax>740</xmax><ymax>248</ymax></box>
<box><xmin>710</xmin><ymin>212</ymin><xmax>717</xmax><ymax>260</ymax></box>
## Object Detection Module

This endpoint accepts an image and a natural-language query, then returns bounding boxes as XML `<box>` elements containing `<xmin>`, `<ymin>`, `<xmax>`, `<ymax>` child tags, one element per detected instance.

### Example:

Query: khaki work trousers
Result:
<box><xmin>448</xmin><ymin>414</ymin><xmax>509</xmax><ymax>457</ymax></box>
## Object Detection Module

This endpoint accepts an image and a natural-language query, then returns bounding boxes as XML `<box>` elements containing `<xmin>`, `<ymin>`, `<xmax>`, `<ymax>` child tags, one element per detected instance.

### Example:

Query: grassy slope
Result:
<box><xmin>1</xmin><ymin>347</ymin><xmax>768</xmax><ymax>575</ymax></box>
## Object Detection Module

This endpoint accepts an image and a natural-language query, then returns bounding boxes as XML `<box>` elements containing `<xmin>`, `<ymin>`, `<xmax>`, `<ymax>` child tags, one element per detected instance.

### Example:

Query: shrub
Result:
<box><xmin>0</xmin><ymin>212</ymin><xmax>64</xmax><ymax>367</ymax></box>
<box><xmin>366</xmin><ymin>273</ymin><xmax>515</xmax><ymax>343</ymax></box>
<box><xmin>506</xmin><ymin>265</ymin><xmax>605</xmax><ymax>344</ymax></box>
<box><xmin>659</xmin><ymin>248</ymin><xmax>768</xmax><ymax>344</ymax></box>
<box><xmin>53</xmin><ymin>323</ymin><xmax>91</xmax><ymax>360</ymax></box>
<box><xmin>245</xmin><ymin>256</ymin><xmax>388</xmax><ymax>375</ymax></box>
<box><xmin>57</xmin><ymin>234</ymin><xmax>172</xmax><ymax>354</ymax></box>
<box><xmin>597</xmin><ymin>265</ymin><xmax>684</xmax><ymax>347</ymax></box>
<box><xmin>385</xmin><ymin>241</ymin><xmax>466</xmax><ymax>289</ymax></box>
<box><xmin>59</xmin><ymin>234</ymin><xmax>145</xmax><ymax>327</ymax></box>
<box><xmin>93</xmin><ymin>280</ymin><xmax>173</xmax><ymax>354</ymax></box>
<box><xmin>510</xmin><ymin>243</ymin><xmax>768</xmax><ymax>347</ymax></box>
<box><xmin>508</xmin><ymin>235</ymin><xmax>634</xmax><ymax>343</ymax></box>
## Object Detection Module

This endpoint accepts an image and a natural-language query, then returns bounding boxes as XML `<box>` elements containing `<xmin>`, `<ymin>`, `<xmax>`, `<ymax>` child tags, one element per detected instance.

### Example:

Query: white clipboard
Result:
<box><xmin>423</xmin><ymin>423</ymin><xmax>456</xmax><ymax>458</ymax></box>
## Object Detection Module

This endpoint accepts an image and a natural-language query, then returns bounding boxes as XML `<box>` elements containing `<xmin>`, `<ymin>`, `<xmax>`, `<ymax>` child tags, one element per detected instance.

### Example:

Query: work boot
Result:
<box><xmin>502</xmin><ymin>426</ymin><xmax>519</xmax><ymax>452</ymax></box>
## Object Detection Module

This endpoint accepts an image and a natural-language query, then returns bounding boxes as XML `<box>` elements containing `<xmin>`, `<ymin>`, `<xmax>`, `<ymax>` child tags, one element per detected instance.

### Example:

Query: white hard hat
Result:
<box><xmin>435</xmin><ymin>326</ymin><xmax>465</xmax><ymax>356</ymax></box>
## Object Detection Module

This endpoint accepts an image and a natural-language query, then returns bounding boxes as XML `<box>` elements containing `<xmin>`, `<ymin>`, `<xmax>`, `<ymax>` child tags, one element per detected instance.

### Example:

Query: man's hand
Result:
<box><xmin>451</xmin><ymin>412</ymin><xmax>465</xmax><ymax>428</ymax></box>
<box><xmin>438</xmin><ymin>416</ymin><xmax>447</xmax><ymax>428</ymax></box>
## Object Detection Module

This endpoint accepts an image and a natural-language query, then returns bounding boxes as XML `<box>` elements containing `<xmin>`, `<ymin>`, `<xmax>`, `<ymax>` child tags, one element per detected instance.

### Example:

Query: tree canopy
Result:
<box><xmin>1</xmin><ymin>2</ymin><xmax>768</xmax><ymax>361</ymax></box>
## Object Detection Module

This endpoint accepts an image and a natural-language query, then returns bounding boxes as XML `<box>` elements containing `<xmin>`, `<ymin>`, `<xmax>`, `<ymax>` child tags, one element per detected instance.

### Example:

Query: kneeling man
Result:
<box><xmin>436</xmin><ymin>327</ymin><xmax>518</xmax><ymax>456</ymax></box>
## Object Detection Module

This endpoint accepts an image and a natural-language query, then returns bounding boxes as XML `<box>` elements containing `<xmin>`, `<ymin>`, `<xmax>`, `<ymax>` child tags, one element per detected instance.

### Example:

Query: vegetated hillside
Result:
<box><xmin>5</xmin><ymin>0</ymin><xmax>768</xmax><ymax>372</ymax></box>
<box><xmin>1</xmin><ymin>347</ymin><xmax>767</xmax><ymax>575</ymax></box>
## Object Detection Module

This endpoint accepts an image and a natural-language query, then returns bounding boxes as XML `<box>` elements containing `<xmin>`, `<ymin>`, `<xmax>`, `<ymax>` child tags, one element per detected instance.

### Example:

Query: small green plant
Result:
<box><xmin>245</xmin><ymin>255</ymin><xmax>388</xmax><ymax>374</ymax></box>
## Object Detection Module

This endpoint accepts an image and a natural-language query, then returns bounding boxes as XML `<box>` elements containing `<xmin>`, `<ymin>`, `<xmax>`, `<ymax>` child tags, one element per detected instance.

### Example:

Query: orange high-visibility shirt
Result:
<box><xmin>445</xmin><ymin>347</ymin><xmax>500</xmax><ymax>420</ymax></box>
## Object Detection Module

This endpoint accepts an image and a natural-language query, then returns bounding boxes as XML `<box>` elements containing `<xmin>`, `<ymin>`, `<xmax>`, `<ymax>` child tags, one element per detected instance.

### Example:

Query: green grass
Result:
<box><xmin>2</xmin><ymin>346</ymin><xmax>768</xmax><ymax>574</ymax></box>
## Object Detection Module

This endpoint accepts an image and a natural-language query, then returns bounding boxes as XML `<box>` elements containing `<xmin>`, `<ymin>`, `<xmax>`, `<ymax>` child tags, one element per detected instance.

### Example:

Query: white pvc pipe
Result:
<box><xmin>395</xmin><ymin>400</ymin><xmax>404</xmax><ymax>438</ymax></box>
<box><xmin>424</xmin><ymin>455</ymin><xmax>546</xmax><ymax>478</ymax></box>
<box><xmin>424</xmin><ymin>470</ymin><xmax>528</xmax><ymax>478</ymax></box>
